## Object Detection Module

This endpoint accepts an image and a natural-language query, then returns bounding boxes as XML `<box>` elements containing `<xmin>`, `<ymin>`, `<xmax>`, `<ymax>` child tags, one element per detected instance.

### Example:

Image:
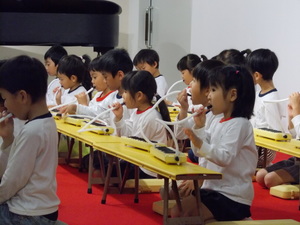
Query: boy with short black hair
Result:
<box><xmin>246</xmin><ymin>48</ymin><xmax>284</xmax><ymax>167</ymax></box>
<box><xmin>133</xmin><ymin>49</ymin><xmax>169</xmax><ymax>98</ymax></box>
<box><xmin>44</xmin><ymin>44</ymin><xmax>68</xmax><ymax>107</ymax></box>
<box><xmin>0</xmin><ymin>55</ymin><xmax>60</xmax><ymax>224</ymax></box>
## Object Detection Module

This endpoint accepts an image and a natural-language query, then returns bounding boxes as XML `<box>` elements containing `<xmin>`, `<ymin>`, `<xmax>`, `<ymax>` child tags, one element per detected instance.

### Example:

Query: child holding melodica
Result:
<box><xmin>56</xmin><ymin>54</ymin><xmax>92</xmax><ymax>106</ymax></box>
<box><xmin>60</xmin><ymin>56</ymin><xmax>115</xmax><ymax>120</ymax></box>
<box><xmin>111</xmin><ymin>70</ymin><xmax>171</xmax><ymax>178</ymax></box>
<box><xmin>172</xmin><ymin>65</ymin><xmax>258</xmax><ymax>222</ymax></box>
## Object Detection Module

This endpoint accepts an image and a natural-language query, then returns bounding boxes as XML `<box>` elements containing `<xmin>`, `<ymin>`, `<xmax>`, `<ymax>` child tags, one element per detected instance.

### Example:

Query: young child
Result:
<box><xmin>246</xmin><ymin>48</ymin><xmax>283</xmax><ymax>167</ymax></box>
<box><xmin>44</xmin><ymin>45</ymin><xmax>68</xmax><ymax>107</ymax></box>
<box><xmin>173</xmin><ymin>53</ymin><xmax>205</xmax><ymax>110</ymax></box>
<box><xmin>111</xmin><ymin>70</ymin><xmax>170</xmax><ymax>178</ymax></box>
<box><xmin>163</xmin><ymin>60</ymin><xmax>224</xmax><ymax>198</ymax></box>
<box><xmin>96</xmin><ymin>48</ymin><xmax>134</xmax><ymax>122</ymax></box>
<box><xmin>133</xmin><ymin>49</ymin><xmax>169</xmax><ymax>98</ymax></box>
<box><xmin>0</xmin><ymin>55</ymin><xmax>60</xmax><ymax>223</ymax></box>
<box><xmin>56</xmin><ymin>54</ymin><xmax>92</xmax><ymax>106</ymax></box>
<box><xmin>256</xmin><ymin>92</ymin><xmax>300</xmax><ymax>188</ymax></box>
<box><xmin>59</xmin><ymin>56</ymin><xmax>115</xmax><ymax>119</ymax></box>
<box><xmin>171</xmin><ymin>65</ymin><xmax>258</xmax><ymax>222</ymax></box>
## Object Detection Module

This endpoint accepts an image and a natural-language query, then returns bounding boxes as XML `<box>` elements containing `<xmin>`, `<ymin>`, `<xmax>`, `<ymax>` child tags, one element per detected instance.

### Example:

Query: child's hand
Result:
<box><xmin>55</xmin><ymin>88</ymin><xmax>62</xmax><ymax>105</ymax></box>
<box><xmin>53</xmin><ymin>86</ymin><xmax>60</xmax><ymax>94</ymax></box>
<box><xmin>184</xmin><ymin>128</ymin><xmax>203</xmax><ymax>149</ymax></box>
<box><xmin>110</xmin><ymin>102</ymin><xmax>123</xmax><ymax>122</ymax></box>
<box><xmin>178</xmin><ymin>180</ymin><xmax>194</xmax><ymax>198</ymax></box>
<box><xmin>288</xmin><ymin>92</ymin><xmax>300</xmax><ymax>118</ymax></box>
<box><xmin>177</xmin><ymin>89</ymin><xmax>189</xmax><ymax>111</ymax></box>
<box><xmin>76</xmin><ymin>92</ymin><xmax>88</xmax><ymax>105</ymax></box>
<box><xmin>191</xmin><ymin>105</ymin><xmax>206</xmax><ymax>129</ymax></box>
<box><xmin>59</xmin><ymin>104</ymin><xmax>77</xmax><ymax>115</ymax></box>
<box><xmin>0</xmin><ymin>112</ymin><xmax>14</xmax><ymax>147</ymax></box>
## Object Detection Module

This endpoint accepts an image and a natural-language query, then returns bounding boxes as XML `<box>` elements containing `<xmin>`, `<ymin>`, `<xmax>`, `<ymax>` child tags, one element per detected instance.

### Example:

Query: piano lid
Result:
<box><xmin>0</xmin><ymin>0</ymin><xmax>121</xmax><ymax>53</ymax></box>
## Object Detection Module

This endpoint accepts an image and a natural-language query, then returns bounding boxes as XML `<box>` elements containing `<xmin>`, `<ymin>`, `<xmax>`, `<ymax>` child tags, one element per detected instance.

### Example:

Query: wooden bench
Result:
<box><xmin>124</xmin><ymin>178</ymin><xmax>164</xmax><ymax>193</ymax></box>
<box><xmin>207</xmin><ymin>219</ymin><xmax>300</xmax><ymax>225</ymax></box>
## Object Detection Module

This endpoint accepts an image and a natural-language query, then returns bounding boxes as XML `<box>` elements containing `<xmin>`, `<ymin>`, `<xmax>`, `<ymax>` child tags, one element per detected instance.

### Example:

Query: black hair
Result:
<box><xmin>122</xmin><ymin>70</ymin><xmax>171</xmax><ymax>123</ymax></box>
<box><xmin>216</xmin><ymin>49</ymin><xmax>251</xmax><ymax>66</ymax></box>
<box><xmin>89</xmin><ymin>56</ymin><xmax>101</xmax><ymax>72</ymax></box>
<box><xmin>245</xmin><ymin>48</ymin><xmax>278</xmax><ymax>81</ymax></box>
<box><xmin>57</xmin><ymin>54</ymin><xmax>92</xmax><ymax>96</ymax></box>
<box><xmin>133</xmin><ymin>49</ymin><xmax>160</xmax><ymax>68</ymax></box>
<box><xmin>192</xmin><ymin>59</ymin><xmax>225</xmax><ymax>89</ymax></box>
<box><xmin>177</xmin><ymin>54</ymin><xmax>207</xmax><ymax>72</ymax></box>
<box><xmin>44</xmin><ymin>44</ymin><xmax>68</xmax><ymax>65</ymax></box>
<box><xmin>209</xmin><ymin>65</ymin><xmax>255</xmax><ymax>119</ymax></box>
<box><xmin>97</xmin><ymin>48</ymin><xmax>133</xmax><ymax>78</ymax></box>
<box><xmin>0</xmin><ymin>59</ymin><xmax>7</xmax><ymax>106</ymax></box>
<box><xmin>0</xmin><ymin>55</ymin><xmax>48</xmax><ymax>103</ymax></box>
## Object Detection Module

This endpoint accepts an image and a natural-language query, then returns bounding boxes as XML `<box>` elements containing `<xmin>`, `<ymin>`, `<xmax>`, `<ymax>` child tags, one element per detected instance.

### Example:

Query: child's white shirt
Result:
<box><xmin>114</xmin><ymin>107</ymin><xmax>168</xmax><ymax>177</ymax></box>
<box><xmin>191</xmin><ymin>117</ymin><xmax>258</xmax><ymax>206</ymax></box>
<box><xmin>61</xmin><ymin>85</ymin><xmax>89</xmax><ymax>105</ymax></box>
<box><xmin>155</xmin><ymin>75</ymin><xmax>168</xmax><ymax>97</ymax></box>
<box><xmin>46</xmin><ymin>78</ymin><xmax>65</xmax><ymax>106</ymax></box>
<box><xmin>76</xmin><ymin>90</ymin><xmax>116</xmax><ymax>119</ymax></box>
<box><xmin>0</xmin><ymin>113</ymin><xmax>60</xmax><ymax>216</ymax></box>
<box><xmin>250</xmin><ymin>89</ymin><xmax>284</xmax><ymax>131</ymax></box>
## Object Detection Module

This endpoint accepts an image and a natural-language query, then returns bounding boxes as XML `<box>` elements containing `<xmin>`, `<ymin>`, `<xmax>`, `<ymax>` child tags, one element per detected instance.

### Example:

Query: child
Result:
<box><xmin>60</xmin><ymin>56</ymin><xmax>115</xmax><ymax>119</ymax></box>
<box><xmin>162</xmin><ymin>60</ymin><xmax>224</xmax><ymax>199</ymax></box>
<box><xmin>256</xmin><ymin>92</ymin><xmax>300</xmax><ymax>188</ymax></box>
<box><xmin>0</xmin><ymin>55</ymin><xmax>60</xmax><ymax>223</ymax></box>
<box><xmin>44</xmin><ymin>45</ymin><xmax>68</xmax><ymax>107</ymax></box>
<box><xmin>246</xmin><ymin>48</ymin><xmax>283</xmax><ymax>167</ymax></box>
<box><xmin>111</xmin><ymin>70</ymin><xmax>170</xmax><ymax>178</ymax></box>
<box><xmin>214</xmin><ymin>48</ymin><xmax>251</xmax><ymax>66</ymax></box>
<box><xmin>133</xmin><ymin>49</ymin><xmax>169</xmax><ymax>98</ymax></box>
<box><xmin>174</xmin><ymin>53</ymin><xmax>206</xmax><ymax>110</ymax></box>
<box><xmin>96</xmin><ymin>48</ymin><xmax>134</xmax><ymax>121</ymax></box>
<box><xmin>56</xmin><ymin>54</ymin><xmax>92</xmax><ymax>106</ymax></box>
<box><xmin>171</xmin><ymin>65</ymin><xmax>258</xmax><ymax>222</ymax></box>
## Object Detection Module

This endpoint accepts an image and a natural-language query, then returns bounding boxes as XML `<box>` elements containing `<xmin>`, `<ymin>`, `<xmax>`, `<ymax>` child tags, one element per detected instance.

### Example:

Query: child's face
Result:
<box><xmin>101</xmin><ymin>71</ymin><xmax>121</xmax><ymax>91</ymax></box>
<box><xmin>180</xmin><ymin>69</ymin><xmax>193</xmax><ymax>86</ymax></box>
<box><xmin>135</xmin><ymin>62</ymin><xmax>156</xmax><ymax>76</ymax></box>
<box><xmin>44</xmin><ymin>58</ymin><xmax>57</xmax><ymax>76</ymax></box>
<box><xmin>90</xmin><ymin>71</ymin><xmax>108</xmax><ymax>92</ymax></box>
<box><xmin>122</xmin><ymin>90</ymin><xmax>136</xmax><ymax>109</ymax></box>
<box><xmin>0</xmin><ymin>89</ymin><xmax>25</xmax><ymax>120</ymax></box>
<box><xmin>57</xmin><ymin>73</ymin><xmax>74</xmax><ymax>90</ymax></box>
<box><xmin>190</xmin><ymin>78</ymin><xmax>209</xmax><ymax>106</ymax></box>
<box><xmin>208</xmin><ymin>85</ymin><xmax>232</xmax><ymax>117</ymax></box>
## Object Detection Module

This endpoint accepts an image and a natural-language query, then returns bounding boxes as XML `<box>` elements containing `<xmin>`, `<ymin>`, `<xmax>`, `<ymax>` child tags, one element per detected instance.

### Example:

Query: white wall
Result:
<box><xmin>191</xmin><ymin>0</ymin><xmax>300</xmax><ymax>99</ymax></box>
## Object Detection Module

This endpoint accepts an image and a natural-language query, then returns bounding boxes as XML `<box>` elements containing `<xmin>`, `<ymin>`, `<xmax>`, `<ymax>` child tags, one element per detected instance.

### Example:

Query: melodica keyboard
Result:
<box><xmin>64</xmin><ymin>116</ymin><xmax>87</xmax><ymax>126</ymax></box>
<box><xmin>80</xmin><ymin>121</ymin><xmax>114</xmax><ymax>135</ymax></box>
<box><xmin>254</xmin><ymin>128</ymin><xmax>292</xmax><ymax>141</ymax></box>
<box><xmin>290</xmin><ymin>139</ymin><xmax>300</xmax><ymax>149</ymax></box>
<box><xmin>150</xmin><ymin>145</ymin><xmax>187</xmax><ymax>164</ymax></box>
<box><xmin>121</xmin><ymin>136</ymin><xmax>156</xmax><ymax>152</ymax></box>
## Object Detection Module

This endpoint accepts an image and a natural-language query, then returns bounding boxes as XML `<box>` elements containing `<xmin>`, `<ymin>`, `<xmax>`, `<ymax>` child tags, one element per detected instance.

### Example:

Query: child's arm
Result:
<box><xmin>75</xmin><ymin>92</ymin><xmax>89</xmax><ymax>106</ymax></box>
<box><xmin>288</xmin><ymin>92</ymin><xmax>300</xmax><ymax>137</ymax></box>
<box><xmin>177</xmin><ymin>89</ymin><xmax>189</xmax><ymax>121</ymax></box>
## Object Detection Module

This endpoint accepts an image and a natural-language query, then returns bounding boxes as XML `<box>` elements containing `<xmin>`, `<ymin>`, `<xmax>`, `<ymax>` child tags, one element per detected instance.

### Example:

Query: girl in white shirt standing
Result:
<box><xmin>56</xmin><ymin>54</ymin><xmax>92</xmax><ymax>106</ymax></box>
<box><xmin>111</xmin><ymin>70</ymin><xmax>171</xmax><ymax>178</ymax></box>
<box><xmin>172</xmin><ymin>65</ymin><xmax>258</xmax><ymax>222</ymax></box>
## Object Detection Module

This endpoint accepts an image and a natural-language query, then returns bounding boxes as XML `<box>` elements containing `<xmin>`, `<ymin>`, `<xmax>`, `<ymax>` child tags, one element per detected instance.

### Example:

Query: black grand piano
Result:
<box><xmin>0</xmin><ymin>0</ymin><xmax>121</xmax><ymax>54</ymax></box>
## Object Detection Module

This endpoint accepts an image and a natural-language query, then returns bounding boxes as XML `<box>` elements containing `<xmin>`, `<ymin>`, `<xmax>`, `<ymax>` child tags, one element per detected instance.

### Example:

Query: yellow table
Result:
<box><xmin>56</xmin><ymin>119</ymin><xmax>121</xmax><ymax>193</ymax></box>
<box><xmin>93</xmin><ymin>141</ymin><xmax>222</xmax><ymax>225</ymax></box>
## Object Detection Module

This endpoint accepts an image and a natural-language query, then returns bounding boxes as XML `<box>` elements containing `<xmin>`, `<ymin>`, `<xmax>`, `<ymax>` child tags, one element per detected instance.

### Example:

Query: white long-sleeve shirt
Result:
<box><xmin>0</xmin><ymin>113</ymin><xmax>60</xmax><ymax>216</ymax></box>
<box><xmin>60</xmin><ymin>85</ymin><xmax>89</xmax><ymax>105</ymax></box>
<box><xmin>191</xmin><ymin>117</ymin><xmax>258</xmax><ymax>206</ymax></box>
<box><xmin>46</xmin><ymin>78</ymin><xmax>60</xmax><ymax>106</ymax></box>
<box><xmin>250</xmin><ymin>89</ymin><xmax>284</xmax><ymax>131</ymax></box>
<box><xmin>76</xmin><ymin>90</ymin><xmax>116</xmax><ymax>119</ymax></box>
<box><xmin>114</xmin><ymin>107</ymin><xmax>168</xmax><ymax>177</ymax></box>
<box><xmin>155</xmin><ymin>75</ymin><xmax>168</xmax><ymax>97</ymax></box>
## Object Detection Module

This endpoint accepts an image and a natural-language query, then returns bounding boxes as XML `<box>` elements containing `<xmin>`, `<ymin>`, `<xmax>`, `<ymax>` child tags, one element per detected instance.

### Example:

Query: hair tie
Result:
<box><xmin>236</xmin><ymin>70</ymin><xmax>240</xmax><ymax>74</ymax></box>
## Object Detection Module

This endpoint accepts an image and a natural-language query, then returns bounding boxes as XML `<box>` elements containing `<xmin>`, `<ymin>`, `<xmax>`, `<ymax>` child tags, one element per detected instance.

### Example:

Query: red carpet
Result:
<box><xmin>56</xmin><ymin>152</ymin><xmax>299</xmax><ymax>225</ymax></box>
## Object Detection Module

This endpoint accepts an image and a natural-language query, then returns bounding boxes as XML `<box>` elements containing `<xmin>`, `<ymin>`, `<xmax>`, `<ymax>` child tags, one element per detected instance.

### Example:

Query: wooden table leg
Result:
<box><xmin>134</xmin><ymin>165</ymin><xmax>139</xmax><ymax>203</ymax></box>
<box><xmin>101</xmin><ymin>155</ymin><xmax>114</xmax><ymax>204</ymax></box>
<box><xmin>87</xmin><ymin>146</ymin><xmax>94</xmax><ymax>194</ymax></box>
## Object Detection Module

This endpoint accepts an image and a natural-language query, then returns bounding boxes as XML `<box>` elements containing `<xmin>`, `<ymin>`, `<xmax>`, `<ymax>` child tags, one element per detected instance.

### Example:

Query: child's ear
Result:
<box><xmin>117</xmin><ymin>70</ymin><xmax>125</xmax><ymax>80</ymax></box>
<box><xmin>229</xmin><ymin>88</ymin><xmax>237</xmax><ymax>102</ymax></box>
<box><xmin>70</xmin><ymin>75</ymin><xmax>77</xmax><ymax>82</ymax></box>
<box><xmin>253</xmin><ymin>71</ymin><xmax>262</xmax><ymax>82</ymax></box>
<box><xmin>135</xmin><ymin>91</ymin><xmax>144</xmax><ymax>101</ymax></box>
<box><xmin>204</xmin><ymin>87</ymin><xmax>210</xmax><ymax>97</ymax></box>
<box><xmin>18</xmin><ymin>90</ymin><xmax>29</xmax><ymax>103</ymax></box>
<box><xmin>153</xmin><ymin>61</ymin><xmax>158</xmax><ymax>69</ymax></box>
